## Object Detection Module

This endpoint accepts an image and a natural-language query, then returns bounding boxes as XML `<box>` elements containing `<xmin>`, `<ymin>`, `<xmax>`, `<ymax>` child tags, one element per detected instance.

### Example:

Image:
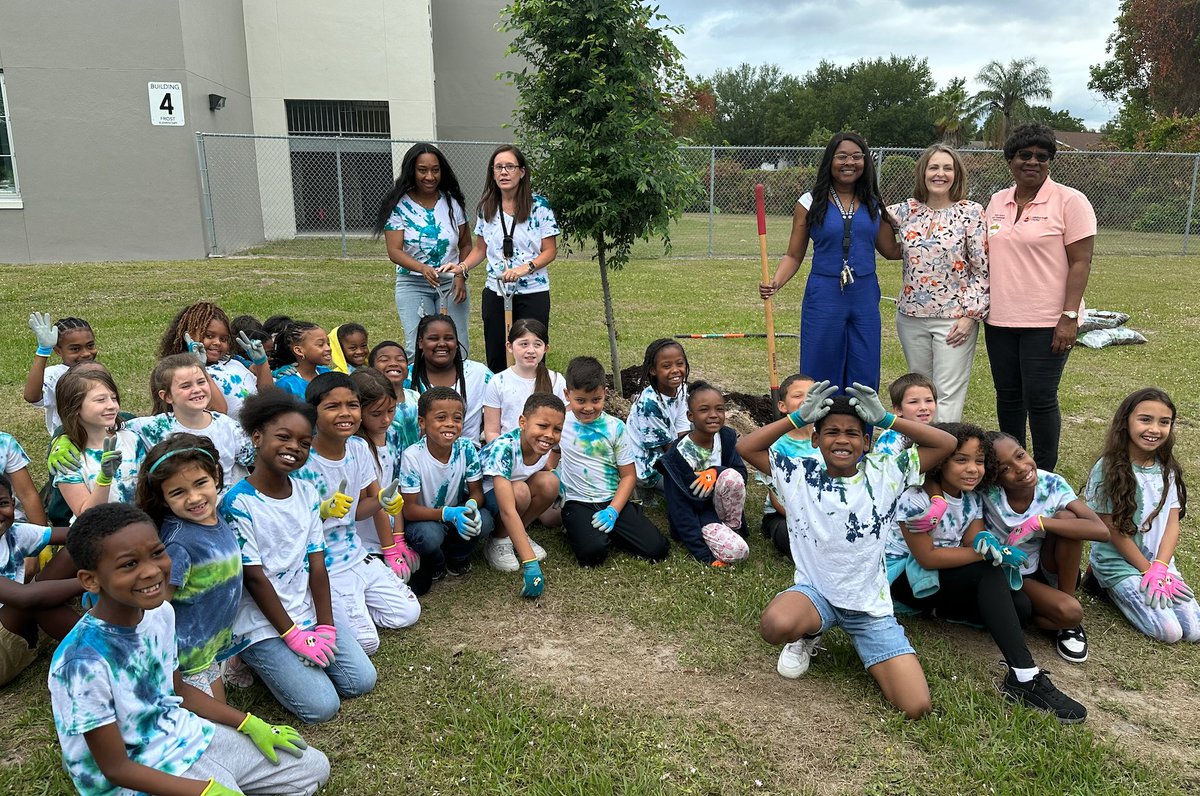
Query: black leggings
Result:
<box><xmin>761</xmin><ymin>513</ymin><xmax>792</xmax><ymax>561</ymax></box>
<box><xmin>892</xmin><ymin>560</ymin><xmax>1035</xmax><ymax>669</ymax></box>
<box><xmin>481</xmin><ymin>287</ymin><xmax>551</xmax><ymax>374</ymax></box>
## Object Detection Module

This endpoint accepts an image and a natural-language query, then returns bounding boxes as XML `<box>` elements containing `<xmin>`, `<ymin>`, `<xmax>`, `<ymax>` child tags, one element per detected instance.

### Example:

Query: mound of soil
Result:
<box><xmin>603</xmin><ymin>366</ymin><xmax>778</xmax><ymax>427</ymax></box>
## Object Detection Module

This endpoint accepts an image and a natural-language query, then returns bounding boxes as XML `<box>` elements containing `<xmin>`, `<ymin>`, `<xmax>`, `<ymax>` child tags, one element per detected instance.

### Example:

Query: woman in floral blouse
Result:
<box><xmin>887</xmin><ymin>144</ymin><xmax>988</xmax><ymax>422</ymax></box>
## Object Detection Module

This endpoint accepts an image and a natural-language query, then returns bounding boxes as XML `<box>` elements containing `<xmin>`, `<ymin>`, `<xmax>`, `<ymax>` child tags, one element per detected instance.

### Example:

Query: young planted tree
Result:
<box><xmin>501</xmin><ymin>0</ymin><xmax>698</xmax><ymax>394</ymax></box>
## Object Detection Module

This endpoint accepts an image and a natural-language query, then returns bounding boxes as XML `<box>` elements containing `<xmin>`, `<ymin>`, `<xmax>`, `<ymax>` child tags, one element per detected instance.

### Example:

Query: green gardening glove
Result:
<box><xmin>199</xmin><ymin>779</ymin><xmax>242</xmax><ymax>796</ymax></box>
<box><xmin>94</xmin><ymin>435</ymin><xmax>122</xmax><ymax>488</ymax></box>
<box><xmin>236</xmin><ymin>713</ymin><xmax>308</xmax><ymax>764</ymax></box>
<box><xmin>236</xmin><ymin>331</ymin><xmax>268</xmax><ymax>366</ymax></box>
<box><xmin>47</xmin><ymin>435</ymin><xmax>83</xmax><ymax>477</ymax></box>
<box><xmin>183</xmin><ymin>332</ymin><xmax>208</xmax><ymax>366</ymax></box>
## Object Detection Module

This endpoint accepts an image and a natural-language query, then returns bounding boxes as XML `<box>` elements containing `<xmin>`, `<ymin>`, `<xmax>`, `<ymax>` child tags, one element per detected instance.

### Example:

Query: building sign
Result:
<box><xmin>148</xmin><ymin>82</ymin><xmax>184</xmax><ymax>126</ymax></box>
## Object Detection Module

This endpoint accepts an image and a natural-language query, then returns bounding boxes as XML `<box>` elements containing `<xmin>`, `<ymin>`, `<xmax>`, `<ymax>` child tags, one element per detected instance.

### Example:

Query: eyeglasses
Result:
<box><xmin>493</xmin><ymin>163</ymin><xmax>523</xmax><ymax>173</ymax></box>
<box><xmin>1015</xmin><ymin>150</ymin><xmax>1051</xmax><ymax>163</ymax></box>
<box><xmin>833</xmin><ymin>153</ymin><xmax>866</xmax><ymax>163</ymax></box>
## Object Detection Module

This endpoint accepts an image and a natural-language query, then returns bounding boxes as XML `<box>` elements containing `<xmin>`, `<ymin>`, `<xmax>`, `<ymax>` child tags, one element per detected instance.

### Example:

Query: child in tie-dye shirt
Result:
<box><xmin>626</xmin><ymin>339</ymin><xmax>691</xmax><ymax>490</ymax></box>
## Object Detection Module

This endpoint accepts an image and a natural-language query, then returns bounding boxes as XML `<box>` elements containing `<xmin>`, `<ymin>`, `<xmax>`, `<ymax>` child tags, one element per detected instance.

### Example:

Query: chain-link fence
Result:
<box><xmin>197</xmin><ymin>134</ymin><xmax>1200</xmax><ymax>259</ymax></box>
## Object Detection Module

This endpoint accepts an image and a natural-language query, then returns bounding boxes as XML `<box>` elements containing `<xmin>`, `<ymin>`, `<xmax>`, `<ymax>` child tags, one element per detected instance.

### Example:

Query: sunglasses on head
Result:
<box><xmin>1015</xmin><ymin>150</ymin><xmax>1051</xmax><ymax>163</ymax></box>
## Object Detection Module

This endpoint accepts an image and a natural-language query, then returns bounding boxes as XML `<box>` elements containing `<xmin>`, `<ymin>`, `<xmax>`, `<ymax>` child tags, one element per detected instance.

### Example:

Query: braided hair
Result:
<box><xmin>409</xmin><ymin>314</ymin><xmax>466</xmax><ymax>402</ymax></box>
<box><xmin>269</xmin><ymin>320</ymin><xmax>319</xmax><ymax>369</ymax></box>
<box><xmin>159</xmin><ymin>301</ymin><xmax>232</xmax><ymax>360</ymax></box>
<box><xmin>54</xmin><ymin>317</ymin><xmax>93</xmax><ymax>336</ymax></box>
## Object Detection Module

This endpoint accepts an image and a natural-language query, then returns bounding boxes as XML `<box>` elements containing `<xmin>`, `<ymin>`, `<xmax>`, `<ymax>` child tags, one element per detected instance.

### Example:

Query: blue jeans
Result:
<box><xmin>404</xmin><ymin>508</ymin><xmax>495</xmax><ymax>569</ymax></box>
<box><xmin>784</xmin><ymin>584</ymin><xmax>915</xmax><ymax>670</ymax></box>
<box><xmin>395</xmin><ymin>275</ymin><xmax>471</xmax><ymax>358</ymax></box>
<box><xmin>238</xmin><ymin>604</ymin><xmax>377</xmax><ymax>724</ymax></box>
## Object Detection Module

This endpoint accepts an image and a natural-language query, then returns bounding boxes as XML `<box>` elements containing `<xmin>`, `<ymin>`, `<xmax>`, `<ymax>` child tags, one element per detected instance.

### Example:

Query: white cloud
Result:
<box><xmin>654</xmin><ymin>0</ymin><xmax>1121</xmax><ymax>129</ymax></box>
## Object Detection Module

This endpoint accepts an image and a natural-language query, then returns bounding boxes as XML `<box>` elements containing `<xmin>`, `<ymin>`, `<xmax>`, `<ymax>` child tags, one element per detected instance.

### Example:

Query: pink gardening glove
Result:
<box><xmin>906</xmin><ymin>495</ymin><xmax>948</xmax><ymax>533</ymax></box>
<box><xmin>381</xmin><ymin>542</ymin><xmax>414</xmax><ymax>582</ymax></box>
<box><xmin>1164</xmin><ymin>572</ymin><xmax>1195</xmax><ymax>603</ymax></box>
<box><xmin>1007</xmin><ymin>515</ymin><xmax>1044</xmax><ymax>546</ymax></box>
<box><xmin>1139</xmin><ymin>560</ymin><xmax>1172</xmax><ymax>610</ymax></box>
<box><xmin>281</xmin><ymin>623</ymin><xmax>338</xmax><ymax>667</ymax></box>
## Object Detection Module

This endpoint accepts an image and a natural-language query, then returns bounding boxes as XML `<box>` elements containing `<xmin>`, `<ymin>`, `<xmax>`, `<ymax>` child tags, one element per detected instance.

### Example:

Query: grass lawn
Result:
<box><xmin>0</xmin><ymin>251</ymin><xmax>1198</xmax><ymax>795</ymax></box>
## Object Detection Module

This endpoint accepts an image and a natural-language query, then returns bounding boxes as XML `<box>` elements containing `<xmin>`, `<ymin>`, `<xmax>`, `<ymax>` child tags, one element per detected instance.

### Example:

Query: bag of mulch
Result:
<box><xmin>1078</xmin><ymin>309</ymin><xmax>1130</xmax><ymax>333</ymax></box>
<box><xmin>1077</xmin><ymin>328</ymin><xmax>1147</xmax><ymax>349</ymax></box>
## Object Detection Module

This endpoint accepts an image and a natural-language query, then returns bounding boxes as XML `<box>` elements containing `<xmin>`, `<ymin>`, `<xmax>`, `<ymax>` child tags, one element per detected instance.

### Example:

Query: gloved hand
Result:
<box><xmin>846</xmin><ymin>382</ymin><xmax>896</xmax><ymax>428</ymax></box>
<box><xmin>47</xmin><ymin>435</ymin><xmax>83</xmax><ymax>477</ymax></box>
<box><xmin>28</xmin><ymin>311</ymin><xmax>57</xmax><ymax>356</ymax></box>
<box><xmin>183</xmin><ymin>332</ymin><xmax>208</xmax><ymax>366</ymax></box>
<box><xmin>236</xmin><ymin>330</ymin><xmax>268</xmax><ymax>366</ymax></box>
<box><xmin>591</xmin><ymin>505</ymin><xmax>618</xmax><ymax>534</ymax></box>
<box><xmin>690</xmin><ymin>468</ymin><xmax>717</xmax><ymax>499</ymax></box>
<box><xmin>1140</xmin><ymin>560</ymin><xmax>1172</xmax><ymax>610</ymax></box>
<box><xmin>905</xmin><ymin>495</ymin><xmax>948</xmax><ymax>533</ymax></box>
<box><xmin>520</xmin><ymin>559</ymin><xmax>544</xmax><ymax>598</ymax></box>
<box><xmin>319</xmin><ymin>478</ymin><xmax>352</xmax><ymax>520</ymax></box>
<box><xmin>972</xmin><ymin>531</ymin><xmax>1004</xmax><ymax>565</ymax></box>
<box><xmin>236</xmin><ymin>713</ymin><xmax>308</xmax><ymax>764</ymax></box>
<box><xmin>1007</xmin><ymin>515</ymin><xmax>1044</xmax><ymax>546</ymax></box>
<box><xmin>1164</xmin><ymin>572</ymin><xmax>1195</xmax><ymax>603</ymax></box>
<box><xmin>787</xmin><ymin>380</ymin><xmax>837</xmax><ymax>428</ymax></box>
<box><xmin>314</xmin><ymin>624</ymin><xmax>337</xmax><ymax>648</ymax></box>
<box><xmin>94</xmin><ymin>436</ymin><xmax>123</xmax><ymax>488</ymax></box>
<box><xmin>281</xmin><ymin>623</ymin><xmax>338</xmax><ymax>667</ymax></box>
<box><xmin>997</xmin><ymin>543</ymin><xmax>1028</xmax><ymax>569</ymax></box>
<box><xmin>381</xmin><ymin>542</ymin><xmax>413</xmax><ymax>581</ymax></box>
<box><xmin>200</xmin><ymin>779</ymin><xmax>241</xmax><ymax>796</ymax></box>
<box><xmin>378</xmin><ymin>479</ymin><xmax>404</xmax><ymax>516</ymax></box>
<box><xmin>443</xmin><ymin>498</ymin><xmax>482</xmax><ymax>539</ymax></box>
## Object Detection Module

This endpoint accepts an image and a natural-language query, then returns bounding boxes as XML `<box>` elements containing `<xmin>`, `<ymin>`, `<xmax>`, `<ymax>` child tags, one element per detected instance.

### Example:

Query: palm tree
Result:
<box><xmin>931</xmin><ymin>77</ymin><xmax>979</xmax><ymax>147</ymax></box>
<box><xmin>973</xmin><ymin>58</ymin><xmax>1052</xmax><ymax>146</ymax></box>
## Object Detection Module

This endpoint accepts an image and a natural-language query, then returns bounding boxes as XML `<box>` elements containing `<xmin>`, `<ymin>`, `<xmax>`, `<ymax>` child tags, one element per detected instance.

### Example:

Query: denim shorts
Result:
<box><xmin>785</xmin><ymin>584</ymin><xmax>915</xmax><ymax>670</ymax></box>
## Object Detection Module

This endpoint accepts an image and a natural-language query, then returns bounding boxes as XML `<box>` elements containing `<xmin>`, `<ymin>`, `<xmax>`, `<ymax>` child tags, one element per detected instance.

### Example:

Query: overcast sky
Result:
<box><xmin>654</xmin><ymin>0</ymin><xmax>1121</xmax><ymax>131</ymax></box>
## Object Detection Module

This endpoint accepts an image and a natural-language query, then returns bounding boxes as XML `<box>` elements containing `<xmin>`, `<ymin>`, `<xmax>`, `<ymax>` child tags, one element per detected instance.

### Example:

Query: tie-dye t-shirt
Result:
<box><xmin>399</xmin><ymin>437</ymin><xmax>482</xmax><ymax>509</ymax></box>
<box><xmin>1086</xmin><ymin>460</ymin><xmax>1181</xmax><ymax>588</ymax></box>
<box><xmin>756</xmin><ymin>435</ymin><xmax>820</xmax><ymax>515</ymax></box>
<box><xmin>53</xmin><ymin>429</ymin><xmax>146</xmax><ymax>515</ymax></box>
<box><xmin>408</xmin><ymin>361</ymin><xmax>493</xmax><ymax>447</ymax></box>
<box><xmin>872</xmin><ymin>428</ymin><xmax>910</xmax><ymax>457</ymax></box>
<box><xmin>558</xmin><ymin>411</ymin><xmax>633</xmax><ymax>504</ymax></box>
<box><xmin>773</xmin><ymin>447</ymin><xmax>923</xmax><ymax>616</ymax></box>
<box><xmin>275</xmin><ymin>365</ymin><xmax>332</xmax><ymax>400</ymax></box>
<box><xmin>127</xmin><ymin>412</ymin><xmax>254</xmax><ymax>490</ymax></box>
<box><xmin>0</xmin><ymin>523</ymin><xmax>51</xmax><ymax>593</ymax></box>
<box><xmin>479</xmin><ymin>427</ymin><xmax>552</xmax><ymax>493</ymax></box>
<box><xmin>219</xmin><ymin>479</ymin><xmax>326</xmax><ymax>653</ymax></box>
<box><xmin>206</xmin><ymin>359</ymin><xmax>258</xmax><ymax>420</ymax></box>
<box><xmin>293</xmin><ymin>437</ymin><xmax>377</xmax><ymax>576</ymax></box>
<box><xmin>159</xmin><ymin>515</ymin><xmax>242</xmax><ymax>674</ymax></box>
<box><xmin>0</xmin><ymin>432</ymin><xmax>34</xmax><ymax>521</ymax></box>
<box><xmin>474</xmin><ymin>194</ymin><xmax>560</xmax><ymax>296</ymax></box>
<box><xmin>981</xmin><ymin>470</ymin><xmax>1077</xmax><ymax>575</ymax></box>
<box><xmin>883</xmin><ymin>488</ymin><xmax>983</xmax><ymax>559</ymax></box>
<box><xmin>626</xmin><ymin>384</ymin><xmax>691</xmax><ymax>487</ymax></box>
<box><xmin>388</xmin><ymin>388</ymin><xmax>423</xmax><ymax>456</ymax></box>
<box><xmin>48</xmin><ymin>604</ymin><xmax>214</xmax><ymax>796</ymax></box>
<box><xmin>675</xmin><ymin>433</ymin><xmax>721</xmax><ymax>471</ymax></box>
<box><xmin>384</xmin><ymin>193</ymin><xmax>467</xmax><ymax>277</ymax></box>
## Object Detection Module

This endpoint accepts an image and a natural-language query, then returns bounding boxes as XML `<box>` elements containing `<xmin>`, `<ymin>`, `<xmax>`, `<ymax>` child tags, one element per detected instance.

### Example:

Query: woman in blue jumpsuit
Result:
<box><xmin>760</xmin><ymin>132</ymin><xmax>900</xmax><ymax>393</ymax></box>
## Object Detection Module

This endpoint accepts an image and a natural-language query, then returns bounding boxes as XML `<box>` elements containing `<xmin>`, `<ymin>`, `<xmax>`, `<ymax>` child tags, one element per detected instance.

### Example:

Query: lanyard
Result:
<box><xmin>498</xmin><ymin>209</ymin><xmax>515</xmax><ymax>264</ymax></box>
<box><xmin>829</xmin><ymin>191</ymin><xmax>857</xmax><ymax>292</ymax></box>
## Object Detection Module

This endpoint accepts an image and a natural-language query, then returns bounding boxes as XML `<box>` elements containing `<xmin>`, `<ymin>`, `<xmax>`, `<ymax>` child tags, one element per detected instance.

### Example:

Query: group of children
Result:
<box><xmin>0</xmin><ymin>304</ymin><xmax>1194</xmax><ymax>793</ymax></box>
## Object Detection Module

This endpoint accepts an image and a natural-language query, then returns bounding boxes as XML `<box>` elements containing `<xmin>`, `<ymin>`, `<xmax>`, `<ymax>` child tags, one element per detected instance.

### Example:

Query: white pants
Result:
<box><xmin>894</xmin><ymin>313</ymin><xmax>978</xmax><ymax>423</ymax></box>
<box><xmin>329</xmin><ymin>556</ymin><xmax>421</xmax><ymax>655</ymax></box>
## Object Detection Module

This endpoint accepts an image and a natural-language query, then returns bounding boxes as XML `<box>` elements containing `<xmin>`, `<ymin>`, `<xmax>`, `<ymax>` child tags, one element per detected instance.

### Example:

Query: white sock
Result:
<box><xmin>1012</xmin><ymin>666</ymin><xmax>1039</xmax><ymax>683</ymax></box>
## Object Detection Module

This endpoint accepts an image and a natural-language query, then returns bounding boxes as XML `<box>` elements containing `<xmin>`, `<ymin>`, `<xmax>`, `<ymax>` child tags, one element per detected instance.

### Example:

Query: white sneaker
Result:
<box><xmin>776</xmin><ymin>636</ymin><xmax>821</xmax><ymax>679</ymax></box>
<box><xmin>528</xmin><ymin>535</ymin><xmax>547</xmax><ymax>562</ymax></box>
<box><xmin>484</xmin><ymin>536</ymin><xmax>521</xmax><ymax>572</ymax></box>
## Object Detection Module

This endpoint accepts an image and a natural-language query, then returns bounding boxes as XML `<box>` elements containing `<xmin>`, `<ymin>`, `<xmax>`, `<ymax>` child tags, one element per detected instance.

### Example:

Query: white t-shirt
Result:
<box><xmin>479</xmin><ymin>427</ymin><xmax>553</xmax><ymax>494</ymax></box>
<box><xmin>474</xmin><ymin>194</ymin><xmax>560</xmax><ymax>296</ymax></box>
<box><xmin>626</xmin><ymin>384</ymin><xmax>691</xmax><ymax>486</ymax></box>
<box><xmin>981</xmin><ymin>471</ymin><xmax>1078</xmax><ymax>575</ymax></box>
<box><xmin>773</xmin><ymin>447</ymin><xmax>923</xmax><ymax>616</ymax></box>
<box><xmin>883</xmin><ymin>488</ymin><xmax>983</xmax><ymax>559</ymax></box>
<box><xmin>409</xmin><ymin>359</ymin><xmax>493</xmax><ymax>447</ymax></box>
<box><xmin>126</xmin><ymin>411</ymin><xmax>254</xmax><ymax>490</ymax></box>
<box><xmin>49</xmin><ymin>604</ymin><xmax>213</xmax><ymax>796</ymax></box>
<box><xmin>483</xmin><ymin>367</ymin><xmax>566</xmax><ymax>437</ymax></box>
<box><xmin>293</xmin><ymin>437</ymin><xmax>377</xmax><ymax>575</ymax></box>
<box><xmin>53</xmin><ymin>429</ymin><xmax>146</xmax><ymax>515</ymax></box>
<box><xmin>219</xmin><ymin>479</ymin><xmax>327</xmax><ymax>653</ymax></box>
<box><xmin>207</xmin><ymin>359</ymin><xmax>258</xmax><ymax>421</ymax></box>
<box><xmin>1</xmin><ymin>523</ymin><xmax>51</xmax><ymax>596</ymax></box>
<box><xmin>35</xmin><ymin>363</ymin><xmax>69</xmax><ymax>435</ymax></box>
<box><xmin>355</xmin><ymin>438</ymin><xmax>400</xmax><ymax>553</ymax></box>
<box><xmin>558</xmin><ymin>411</ymin><xmax>633</xmax><ymax>504</ymax></box>
<box><xmin>385</xmin><ymin>192</ymin><xmax>467</xmax><ymax>276</ymax></box>
<box><xmin>398</xmin><ymin>437</ymin><xmax>482</xmax><ymax>509</ymax></box>
<box><xmin>0</xmin><ymin>432</ymin><xmax>34</xmax><ymax>521</ymax></box>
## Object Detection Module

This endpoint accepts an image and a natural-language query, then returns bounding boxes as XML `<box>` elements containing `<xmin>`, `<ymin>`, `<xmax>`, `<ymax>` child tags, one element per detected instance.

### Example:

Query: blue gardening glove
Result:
<box><xmin>972</xmin><ymin>531</ymin><xmax>1004</xmax><ymax>566</ymax></box>
<box><xmin>998</xmin><ymin>543</ymin><xmax>1028</xmax><ymax>570</ymax></box>
<box><xmin>236</xmin><ymin>712</ymin><xmax>308</xmax><ymax>764</ymax></box>
<box><xmin>236</xmin><ymin>330</ymin><xmax>268</xmax><ymax>366</ymax></box>
<box><xmin>520</xmin><ymin>559</ymin><xmax>544</xmax><ymax>598</ymax></box>
<box><xmin>846</xmin><ymin>383</ymin><xmax>896</xmax><ymax>428</ymax></box>
<box><xmin>28</xmin><ymin>311</ymin><xmax>57</xmax><ymax>356</ymax></box>
<box><xmin>787</xmin><ymin>379</ymin><xmax>837</xmax><ymax>428</ymax></box>
<box><xmin>183</xmin><ymin>332</ymin><xmax>207</xmax><ymax>366</ymax></box>
<box><xmin>94</xmin><ymin>436</ymin><xmax>123</xmax><ymax>488</ymax></box>
<box><xmin>443</xmin><ymin>498</ymin><xmax>482</xmax><ymax>539</ymax></box>
<box><xmin>591</xmin><ymin>505</ymin><xmax>618</xmax><ymax>534</ymax></box>
<box><xmin>47</xmin><ymin>435</ymin><xmax>83</xmax><ymax>477</ymax></box>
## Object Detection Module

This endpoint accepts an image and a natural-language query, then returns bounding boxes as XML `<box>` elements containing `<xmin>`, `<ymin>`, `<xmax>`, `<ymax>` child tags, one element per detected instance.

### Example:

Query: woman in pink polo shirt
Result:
<box><xmin>984</xmin><ymin>123</ymin><xmax>1096</xmax><ymax>473</ymax></box>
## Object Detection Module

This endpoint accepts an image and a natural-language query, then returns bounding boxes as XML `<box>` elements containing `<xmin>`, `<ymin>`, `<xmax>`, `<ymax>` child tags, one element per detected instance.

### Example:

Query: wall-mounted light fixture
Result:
<box><xmin>208</xmin><ymin>94</ymin><xmax>226</xmax><ymax>112</ymax></box>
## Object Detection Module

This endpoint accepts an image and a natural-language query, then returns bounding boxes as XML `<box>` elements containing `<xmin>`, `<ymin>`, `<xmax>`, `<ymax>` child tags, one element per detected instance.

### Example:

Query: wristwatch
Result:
<box><xmin>457</xmin><ymin>265</ymin><xmax>469</xmax><ymax>280</ymax></box>
<box><xmin>1061</xmin><ymin>310</ymin><xmax>1079</xmax><ymax>320</ymax></box>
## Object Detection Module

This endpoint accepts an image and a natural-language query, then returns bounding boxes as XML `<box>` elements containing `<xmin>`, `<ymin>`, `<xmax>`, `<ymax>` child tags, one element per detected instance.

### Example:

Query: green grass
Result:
<box><xmin>1</xmin><ymin>252</ymin><xmax>1198</xmax><ymax>794</ymax></box>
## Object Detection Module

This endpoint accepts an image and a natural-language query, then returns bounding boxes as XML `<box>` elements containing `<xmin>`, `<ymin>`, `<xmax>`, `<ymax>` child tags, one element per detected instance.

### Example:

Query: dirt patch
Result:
<box><xmin>604</xmin><ymin>365</ymin><xmax>777</xmax><ymax>426</ymax></box>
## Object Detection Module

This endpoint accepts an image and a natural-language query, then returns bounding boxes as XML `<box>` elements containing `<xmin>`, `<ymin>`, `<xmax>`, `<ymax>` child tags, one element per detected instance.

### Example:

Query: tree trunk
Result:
<box><xmin>596</xmin><ymin>231</ymin><xmax>622</xmax><ymax>396</ymax></box>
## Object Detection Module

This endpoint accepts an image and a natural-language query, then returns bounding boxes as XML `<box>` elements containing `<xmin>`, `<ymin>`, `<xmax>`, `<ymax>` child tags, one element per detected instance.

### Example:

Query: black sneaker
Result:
<box><xmin>1001</xmin><ymin>669</ymin><xmax>1087</xmax><ymax>724</ymax></box>
<box><xmin>1056</xmin><ymin>625</ymin><xmax>1089</xmax><ymax>663</ymax></box>
<box><xmin>446</xmin><ymin>558</ymin><xmax>472</xmax><ymax>576</ymax></box>
<box><xmin>429</xmin><ymin>561</ymin><xmax>448</xmax><ymax>582</ymax></box>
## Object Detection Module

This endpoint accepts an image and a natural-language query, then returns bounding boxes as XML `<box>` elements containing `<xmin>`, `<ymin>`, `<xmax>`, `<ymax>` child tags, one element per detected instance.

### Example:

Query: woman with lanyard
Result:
<box><xmin>760</xmin><ymin>132</ymin><xmax>901</xmax><ymax>394</ymax></box>
<box><xmin>442</xmin><ymin>145</ymin><xmax>560</xmax><ymax>374</ymax></box>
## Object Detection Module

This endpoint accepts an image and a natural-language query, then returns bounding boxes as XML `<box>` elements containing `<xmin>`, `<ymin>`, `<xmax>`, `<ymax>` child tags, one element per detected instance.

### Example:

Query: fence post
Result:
<box><xmin>1184</xmin><ymin>154</ymin><xmax>1200</xmax><ymax>256</ymax></box>
<box><xmin>708</xmin><ymin>146</ymin><xmax>716</xmax><ymax>257</ymax></box>
<box><xmin>195</xmin><ymin>132</ymin><xmax>218</xmax><ymax>256</ymax></box>
<box><xmin>334</xmin><ymin>137</ymin><xmax>348</xmax><ymax>258</ymax></box>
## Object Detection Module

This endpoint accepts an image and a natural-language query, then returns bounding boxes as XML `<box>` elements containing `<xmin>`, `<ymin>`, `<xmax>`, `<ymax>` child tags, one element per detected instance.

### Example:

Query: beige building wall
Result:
<box><xmin>432</xmin><ymin>0</ymin><xmax>518</xmax><ymax>142</ymax></box>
